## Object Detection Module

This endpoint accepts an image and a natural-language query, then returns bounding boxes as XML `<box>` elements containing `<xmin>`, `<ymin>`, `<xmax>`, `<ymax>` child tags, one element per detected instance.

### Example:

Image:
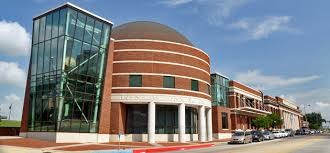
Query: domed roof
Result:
<box><xmin>111</xmin><ymin>21</ymin><xmax>193</xmax><ymax>46</ymax></box>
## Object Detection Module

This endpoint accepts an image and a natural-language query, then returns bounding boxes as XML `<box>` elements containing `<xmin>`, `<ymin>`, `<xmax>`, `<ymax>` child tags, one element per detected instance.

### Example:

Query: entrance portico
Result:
<box><xmin>111</xmin><ymin>93</ymin><xmax>213</xmax><ymax>143</ymax></box>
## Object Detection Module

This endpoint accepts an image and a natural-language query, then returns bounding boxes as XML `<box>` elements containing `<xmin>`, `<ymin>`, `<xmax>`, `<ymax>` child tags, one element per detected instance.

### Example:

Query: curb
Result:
<box><xmin>89</xmin><ymin>143</ymin><xmax>214</xmax><ymax>153</ymax></box>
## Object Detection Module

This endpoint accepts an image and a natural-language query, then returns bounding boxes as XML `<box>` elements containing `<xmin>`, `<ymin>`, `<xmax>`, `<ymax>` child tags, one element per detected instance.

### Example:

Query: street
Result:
<box><xmin>171</xmin><ymin>134</ymin><xmax>330</xmax><ymax>153</ymax></box>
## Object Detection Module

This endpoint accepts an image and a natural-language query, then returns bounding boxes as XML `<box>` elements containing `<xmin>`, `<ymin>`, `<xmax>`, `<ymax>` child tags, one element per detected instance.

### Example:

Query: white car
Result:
<box><xmin>272</xmin><ymin>131</ymin><xmax>282</xmax><ymax>138</ymax></box>
<box><xmin>280</xmin><ymin>131</ymin><xmax>288</xmax><ymax>137</ymax></box>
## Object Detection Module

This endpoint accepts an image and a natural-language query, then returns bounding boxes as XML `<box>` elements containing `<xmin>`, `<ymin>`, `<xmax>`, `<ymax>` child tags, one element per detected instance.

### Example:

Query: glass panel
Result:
<box><xmin>66</xmin><ymin>9</ymin><xmax>77</xmax><ymax>37</ymax></box>
<box><xmin>50</xmin><ymin>38</ymin><xmax>58</xmax><ymax>71</ymax></box>
<box><xmin>43</xmin><ymin>40</ymin><xmax>51</xmax><ymax>73</ymax></box>
<box><xmin>92</xmin><ymin>20</ymin><xmax>102</xmax><ymax>46</ymax></box>
<box><xmin>69</xmin><ymin>39</ymin><xmax>82</xmax><ymax>69</ymax></box>
<box><xmin>156</xmin><ymin>105</ymin><xmax>178</xmax><ymax>134</ymax></box>
<box><xmin>37</xmin><ymin>42</ymin><xmax>44</xmax><ymax>74</ymax></box>
<box><xmin>64</xmin><ymin>37</ymin><xmax>74</xmax><ymax>71</ymax></box>
<box><xmin>52</xmin><ymin>11</ymin><xmax>59</xmax><ymax>38</ymax></box>
<box><xmin>31</xmin><ymin>45</ymin><xmax>38</xmax><ymax>75</ymax></box>
<box><xmin>45</xmin><ymin>14</ymin><xmax>53</xmax><ymax>40</ymax></box>
<box><xmin>59</xmin><ymin>8</ymin><xmax>67</xmax><ymax>36</ymax></box>
<box><xmin>100</xmin><ymin>24</ymin><xmax>110</xmax><ymax>48</ymax></box>
<box><xmin>87</xmin><ymin>45</ymin><xmax>98</xmax><ymax>77</ymax></box>
<box><xmin>39</xmin><ymin>16</ymin><xmax>46</xmax><ymax>43</ymax></box>
<box><xmin>84</xmin><ymin>16</ymin><xmax>94</xmax><ymax>43</ymax></box>
<box><xmin>191</xmin><ymin>79</ymin><xmax>199</xmax><ymax>91</ymax></box>
<box><xmin>163</xmin><ymin>76</ymin><xmax>175</xmax><ymax>88</ymax></box>
<box><xmin>57</xmin><ymin>36</ymin><xmax>64</xmax><ymax>70</ymax></box>
<box><xmin>129</xmin><ymin>75</ymin><xmax>142</xmax><ymax>87</ymax></box>
<box><xmin>74</xmin><ymin>13</ymin><xmax>86</xmax><ymax>40</ymax></box>
<box><xmin>126</xmin><ymin>105</ymin><xmax>148</xmax><ymax>134</ymax></box>
<box><xmin>33</xmin><ymin>19</ymin><xmax>40</xmax><ymax>44</ymax></box>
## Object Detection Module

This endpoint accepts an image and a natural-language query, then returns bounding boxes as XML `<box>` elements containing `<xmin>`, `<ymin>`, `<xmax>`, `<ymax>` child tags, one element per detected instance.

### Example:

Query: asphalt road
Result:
<box><xmin>171</xmin><ymin>134</ymin><xmax>330</xmax><ymax>153</ymax></box>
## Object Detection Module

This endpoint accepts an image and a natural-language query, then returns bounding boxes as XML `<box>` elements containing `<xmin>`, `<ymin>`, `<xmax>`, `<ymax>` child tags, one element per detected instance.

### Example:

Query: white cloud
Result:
<box><xmin>282</xmin><ymin>88</ymin><xmax>330</xmax><ymax>121</ymax></box>
<box><xmin>161</xmin><ymin>0</ymin><xmax>253</xmax><ymax>26</ymax></box>
<box><xmin>229</xmin><ymin>16</ymin><xmax>299</xmax><ymax>40</ymax></box>
<box><xmin>235</xmin><ymin>69</ymin><xmax>320</xmax><ymax>90</ymax></box>
<box><xmin>316</xmin><ymin>101</ymin><xmax>330</xmax><ymax>107</ymax></box>
<box><xmin>0</xmin><ymin>94</ymin><xmax>23</xmax><ymax>120</ymax></box>
<box><xmin>0</xmin><ymin>61</ymin><xmax>27</xmax><ymax>88</ymax></box>
<box><xmin>0</xmin><ymin>20</ymin><xmax>31</xmax><ymax>56</ymax></box>
<box><xmin>161</xmin><ymin>0</ymin><xmax>193</xmax><ymax>6</ymax></box>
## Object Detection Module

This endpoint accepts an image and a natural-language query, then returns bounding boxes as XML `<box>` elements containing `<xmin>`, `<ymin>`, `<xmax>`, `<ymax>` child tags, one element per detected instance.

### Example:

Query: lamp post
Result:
<box><xmin>303</xmin><ymin>104</ymin><xmax>311</xmax><ymax>121</ymax></box>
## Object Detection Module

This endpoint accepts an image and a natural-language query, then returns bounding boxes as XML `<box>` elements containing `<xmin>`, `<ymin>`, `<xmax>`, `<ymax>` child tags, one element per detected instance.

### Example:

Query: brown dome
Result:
<box><xmin>111</xmin><ymin>21</ymin><xmax>193</xmax><ymax>46</ymax></box>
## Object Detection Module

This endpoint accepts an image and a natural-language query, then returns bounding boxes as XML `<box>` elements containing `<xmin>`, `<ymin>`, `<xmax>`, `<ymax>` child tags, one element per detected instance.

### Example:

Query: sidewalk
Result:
<box><xmin>0</xmin><ymin>137</ymin><xmax>218</xmax><ymax>153</ymax></box>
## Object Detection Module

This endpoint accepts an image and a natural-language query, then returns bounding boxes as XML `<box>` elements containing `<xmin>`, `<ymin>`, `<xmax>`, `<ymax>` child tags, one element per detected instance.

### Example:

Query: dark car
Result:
<box><xmin>295</xmin><ymin>129</ymin><xmax>304</xmax><ymax>135</ymax></box>
<box><xmin>285</xmin><ymin>129</ymin><xmax>295</xmax><ymax>137</ymax></box>
<box><xmin>251</xmin><ymin>130</ymin><xmax>265</xmax><ymax>142</ymax></box>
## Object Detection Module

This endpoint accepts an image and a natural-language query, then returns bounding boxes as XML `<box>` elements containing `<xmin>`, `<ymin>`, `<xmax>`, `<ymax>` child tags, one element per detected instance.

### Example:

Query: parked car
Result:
<box><xmin>310</xmin><ymin>129</ymin><xmax>316</xmax><ymax>134</ymax></box>
<box><xmin>263</xmin><ymin>130</ymin><xmax>275</xmax><ymax>140</ymax></box>
<box><xmin>280</xmin><ymin>130</ymin><xmax>289</xmax><ymax>137</ymax></box>
<box><xmin>251</xmin><ymin>130</ymin><xmax>265</xmax><ymax>142</ymax></box>
<box><xmin>285</xmin><ymin>129</ymin><xmax>295</xmax><ymax>137</ymax></box>
<box><xmin>229</xmin><ymin>130</ymin><xmax>253</xmax><ymax>144</ymax></box>
<box><xmin>272</xmin><ymin>130</ymin><xmax>282</xmax><ymax>138</ymax></box>
<box><xmin>295</xmin><ymin>129</ymin><xmax>304</xmax><ymax>135</ymax></box>
<box><xmin>302</xmin><ymin>128</ymin><xmax>310</xmax><ymax>135</ymax></box>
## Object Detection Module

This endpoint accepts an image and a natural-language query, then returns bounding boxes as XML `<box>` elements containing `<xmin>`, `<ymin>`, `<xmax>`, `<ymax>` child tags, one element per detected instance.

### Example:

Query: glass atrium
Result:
<box><xmin>28</xmin><ymin>4</ymin><xmax>112</xmax><ymax>133</ymax></box>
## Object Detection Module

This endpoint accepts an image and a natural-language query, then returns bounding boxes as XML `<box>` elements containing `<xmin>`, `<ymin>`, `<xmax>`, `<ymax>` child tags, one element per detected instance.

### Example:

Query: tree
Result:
<box><xmin>267</xmin><ymin>114</ymin><xmax>283</xmax><ymax>129</ymax></box>
<box><xmin>252</xmin><ymin>116</ymin><xmax>270</xmax><ymax>129</ymax></box>
<box><xmin>305</xmin><ymin>112</ymin><xmax>325</xmax><ymax>129</ymax></box>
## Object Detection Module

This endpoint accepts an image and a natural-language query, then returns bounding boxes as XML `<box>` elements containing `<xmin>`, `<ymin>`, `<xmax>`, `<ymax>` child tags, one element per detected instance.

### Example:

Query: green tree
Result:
<box><xmin>267</xmin><ymin>114</ymin><xmax>283</xmax><ymax>129</ymax></box>
<box><xmin>252</xmin><ymin>116</ymin><xmax>270</xmax><ymax>129</ymax></box>
<box><xmin>305</xmin><ymin>112</ymin><xmax>324</xmax><ymax>129</ymax></box>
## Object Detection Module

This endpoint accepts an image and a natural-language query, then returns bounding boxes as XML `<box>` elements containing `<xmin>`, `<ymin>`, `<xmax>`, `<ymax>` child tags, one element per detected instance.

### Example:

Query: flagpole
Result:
<box><xmin>8</xmin><ymin>104</ymin><xmax>12</xmax><ymax>120</ymax></box>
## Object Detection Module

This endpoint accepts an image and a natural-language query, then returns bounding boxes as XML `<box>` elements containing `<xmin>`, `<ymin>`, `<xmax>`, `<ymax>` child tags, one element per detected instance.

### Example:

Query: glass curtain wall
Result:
<box><xmin>28</xmin><ymin>6</ymin><xmax>112</xmax><ymax>133</ymax></box>
<box><xmin>211</xmin><ymin>74</ymin><xmax>229</xmax><ymax>107</ymax></box>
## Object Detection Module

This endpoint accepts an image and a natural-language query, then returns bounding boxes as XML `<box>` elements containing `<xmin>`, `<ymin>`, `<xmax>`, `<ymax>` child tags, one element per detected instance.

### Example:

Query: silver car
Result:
<box><xmin>263</xmin><ymin>130</ymin><xmax>275</xmax><ymax>140</ymax></box>
<box><xmin>230</xmin><ymin>131</ymin><xmax>252</xmax><ymax>144</ymax></box>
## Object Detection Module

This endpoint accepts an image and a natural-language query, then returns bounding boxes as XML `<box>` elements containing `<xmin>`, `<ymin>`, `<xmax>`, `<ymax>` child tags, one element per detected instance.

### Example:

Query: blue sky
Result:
<box><xmin>0</xmin><ymin>0</ymin><xmax>329</xmax><ymax>123</ymax></box>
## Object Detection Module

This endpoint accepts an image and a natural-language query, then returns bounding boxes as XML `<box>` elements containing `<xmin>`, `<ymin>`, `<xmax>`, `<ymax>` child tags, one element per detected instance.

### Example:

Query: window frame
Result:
<box><xmin>163</xmin><ymin>76</ymin><xmax>175</xmax><ymax>88</ymax></box>
<box><xmin>191</xmin><ymin>79</ymin><xmax>199</xmax><ymax>91</ymax></box>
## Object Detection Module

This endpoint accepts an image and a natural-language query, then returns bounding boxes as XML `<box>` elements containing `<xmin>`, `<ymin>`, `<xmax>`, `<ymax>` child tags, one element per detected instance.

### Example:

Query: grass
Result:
<box><xmin>0</xmin><ymin>120</ymin><xmax>21</xmax><ymax>128</ymax></box>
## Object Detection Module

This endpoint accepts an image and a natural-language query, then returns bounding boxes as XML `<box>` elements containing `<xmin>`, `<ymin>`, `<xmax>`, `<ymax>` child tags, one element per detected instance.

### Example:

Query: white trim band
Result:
<box><xmin>114</xmin><ymin>49</ymin><xmax>209</xmax><ymax>66</ymax></box>
<box><xmin>111</xmin><ymin>93</ymin><xmax>212</xmax><ymax>107</ymax></box>
<box><xmin>112</xmin><ymin>73</ymin><xmax>210</xmax><ymax>85</ymax></box>
<box><xmin>113</xmin><ymin>60</ymin><xmax>210</xmax><ymax>75</ymax></box>
<box><xmin>114</xmin><ymin>39</ymin><xmax>210</xmax><ymax>58</ymax></box>
<box><xmin>229</xmin><ymin>87</ymin><xmax>262</xmax><ymax>101</ymax></box>
<box><xmin>112</xmin><ymin>87</ymin><xmax>211</xmax><ymax>98</ymax></box>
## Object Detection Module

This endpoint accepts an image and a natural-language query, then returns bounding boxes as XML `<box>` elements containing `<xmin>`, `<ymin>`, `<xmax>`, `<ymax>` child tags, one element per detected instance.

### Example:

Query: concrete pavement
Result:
<box><xmin>171</xmin><ymin>134</ymin><xmax>330</xmax><ymax>153</ymax></box>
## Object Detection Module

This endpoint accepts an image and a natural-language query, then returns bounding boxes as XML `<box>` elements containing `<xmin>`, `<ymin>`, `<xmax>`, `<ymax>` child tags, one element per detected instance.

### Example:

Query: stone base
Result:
<box><xmin>213</xmin><ymin>132</ymin><xmax>232</xmax><ymax>140</ymax></box>
<box><xmin>19</xmin><ymin>132</ymin><xmax>109</xmax><ymax>143</ymax></box>
<box><xmin>109</xmin><ymin>134</ymin><xmax>199</xmax><ymax>142</ymax></box>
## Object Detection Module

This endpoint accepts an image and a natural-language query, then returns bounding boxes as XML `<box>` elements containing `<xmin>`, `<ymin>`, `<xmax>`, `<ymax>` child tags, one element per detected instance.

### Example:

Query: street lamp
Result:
<box><xmin>303</xmin><ymin>104</ymin><xmax>311</xmax><ymax>121</ymax></box>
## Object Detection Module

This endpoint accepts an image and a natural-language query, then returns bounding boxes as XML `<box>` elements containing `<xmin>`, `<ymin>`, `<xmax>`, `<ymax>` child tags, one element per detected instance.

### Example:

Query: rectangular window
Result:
<box><xmin>74</xmin><ymin>13</ymin><xmax>86</xmax><ymax>40</ymax></box>
<box><xmin>83</xmin><ymin>16</ymin><xmax>94</xmax><ymax>43</ymax></box>
<box><xmin>58</xmin><ymin>8</ymin><xmax>67</xmax><ymax>36</ymax></box>
<box><xmin>66</xmin><ymin>9</ymin><xmax>77</xmax><ymax>37</ymax></box>
<box><xmin>92</xmin><ymin>20</ymin><xmax>102</xmax><ymax>46</ymax></box>
<box><xmin>191</xmin><ymin>79</ymin><xmax>199</xmax><ymax>91</ymax></box>
<box><xmin>222</xmin><ymin>112</ymin><xmax>228</xmax><ymax>129</ymax></box>
<box><xmin>38</xmin><ymin>16</ymin><xmax>46</xmax><ymax>43</ymax></box>
<box><xmin>163</xmin><ymin>76</ymin><xmax>175</xmax><ymax>88</ymax></box>
<box><xmin>129</xmin><ymin>75</ymin><xmax>142</xmax><ymax>87</ymax></box>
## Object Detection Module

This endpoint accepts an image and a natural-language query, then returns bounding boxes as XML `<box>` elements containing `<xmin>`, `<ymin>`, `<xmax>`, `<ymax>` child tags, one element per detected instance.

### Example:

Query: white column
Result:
<box><xmin>206</xmin><ymin>108</ymin><xmax>213</xmax><ymax>141</ymax></box>
<box><xmin>179</xmin><ymin>103</ymin><xmax>185</xmax><ymax>143</ymax></box>
<box><xmin>148</xmin><ymin>102</ymin><xmax>156</xmax><ymax>143</ymax></box>
<box><xmin>198</xmin><ymin>106</ymin><xmax>206</xmax><ymax>142</ymax></box>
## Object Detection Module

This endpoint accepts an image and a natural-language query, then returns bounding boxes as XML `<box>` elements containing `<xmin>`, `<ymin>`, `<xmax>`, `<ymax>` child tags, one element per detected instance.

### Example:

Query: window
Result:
<box><xmin>191</xmin><ymin>79</ymin><xmax>199</xmax><ymax>91</ymax></box>
<box><xmin>163</xmin><ymin>76</ymin><xmax>175</xmax><ymax>88</ymax></box>
<box><xmin>74</xmin><ymin>13</ymin><xmax>86</xmax><ymax>40</ymax></box>
<box><xmin>126</xmin><ymin>105</ymin><xmax>148</xmax><ymax>134</ymax></box>
<box><xmin>207</xmin><ymin>84</ymin><xmax>211</xmax><ymax>95</ymax></box>
<box><xmin>129</xmin><ymin>75</ymin><xmax>142</xmax><ymax>87</ymax></box>
<box><xmin>222</xmin><ymin>112</ymin><xmax>228</xmax><ymax>129</ymax></box>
